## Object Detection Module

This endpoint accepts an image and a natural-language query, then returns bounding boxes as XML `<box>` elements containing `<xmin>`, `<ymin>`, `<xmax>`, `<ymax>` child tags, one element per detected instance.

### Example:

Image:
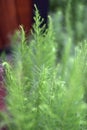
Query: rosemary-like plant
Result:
<box><xmin>0</xmin><ymin>6</ymin><xmax>87</xmax><ymax>130</ymax></box>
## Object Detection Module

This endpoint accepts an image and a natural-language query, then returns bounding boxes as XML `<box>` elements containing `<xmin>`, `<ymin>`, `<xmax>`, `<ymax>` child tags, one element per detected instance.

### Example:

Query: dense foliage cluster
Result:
<box><xmin>0</xmin><ymin>5</ymin><xmax>87</xmax><ymax>130</ymax></box>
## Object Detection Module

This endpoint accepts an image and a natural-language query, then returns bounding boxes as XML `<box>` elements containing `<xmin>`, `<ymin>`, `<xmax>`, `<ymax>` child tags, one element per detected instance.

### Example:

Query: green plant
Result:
<box><xmin>0</xmin><ymin>6</ymin><xmax>87</xmax><ymax>130</ymax></box>
<box><xmin>50</xmin><ymin>0</ymin><xmax>87</xmax><ymax>60</ymax></box>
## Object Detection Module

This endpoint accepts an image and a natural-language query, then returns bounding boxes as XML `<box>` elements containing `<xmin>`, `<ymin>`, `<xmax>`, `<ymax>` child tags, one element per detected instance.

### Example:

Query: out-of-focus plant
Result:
<box><xmin>50</xmin><ymin>0</ymin><xmax>87</xmax><ymax>59</ymax></box>
<box><xmin>0</xmin><ymin>5</ymin><xmax>87</xmax><ymax>130</ymax></box>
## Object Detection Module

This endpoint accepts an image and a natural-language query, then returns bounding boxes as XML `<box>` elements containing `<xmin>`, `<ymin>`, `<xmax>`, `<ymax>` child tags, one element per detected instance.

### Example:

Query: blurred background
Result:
<box><xmin>49</xmin><ymin>0</ymin><xmax>87</xmax><ymax>58</ymax></box>
<box><xmin>0</xmin><ymin>0</ymin><xmax>87</xmax><ymax>56</ymax></box>
<box><xmin>0</xmin><ymin>0</ymin><xmax>49</xmax><ymax>54</ymax></box>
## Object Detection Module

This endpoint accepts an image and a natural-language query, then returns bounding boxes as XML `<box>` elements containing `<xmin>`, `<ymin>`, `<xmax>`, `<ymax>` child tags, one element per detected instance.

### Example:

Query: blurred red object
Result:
<box><xmin>0</xmin><ymin>0</ymin><xmax>33</xmax><ymax>50</ymax></box>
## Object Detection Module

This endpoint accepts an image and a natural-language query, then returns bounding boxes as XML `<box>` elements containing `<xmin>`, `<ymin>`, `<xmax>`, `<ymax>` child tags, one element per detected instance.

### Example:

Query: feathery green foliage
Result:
<box><xmin>0</xmin><ymin>6</ymin><xmax>87</xmax><ymax>130</ymax></box>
